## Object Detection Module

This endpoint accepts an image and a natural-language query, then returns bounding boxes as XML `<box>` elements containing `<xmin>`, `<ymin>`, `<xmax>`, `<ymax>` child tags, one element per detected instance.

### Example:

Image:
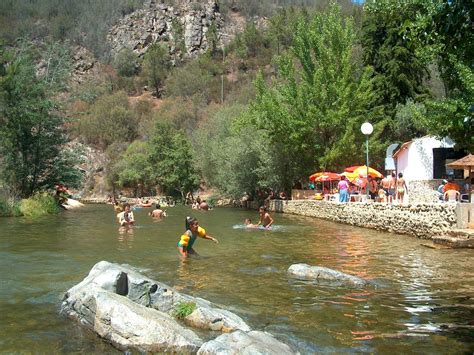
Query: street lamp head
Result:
<box><xmin>361</xmin><ymin>122</ymin><xmax>373</xmax><ymax>135</ymax></box>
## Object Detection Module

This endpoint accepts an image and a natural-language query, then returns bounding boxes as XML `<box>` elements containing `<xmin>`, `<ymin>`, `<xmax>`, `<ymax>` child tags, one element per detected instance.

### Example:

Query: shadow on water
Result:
<box><xmin>0</xmin><ymin>204</ymin><xmax>473</xmax><ymax>353</ymax></box>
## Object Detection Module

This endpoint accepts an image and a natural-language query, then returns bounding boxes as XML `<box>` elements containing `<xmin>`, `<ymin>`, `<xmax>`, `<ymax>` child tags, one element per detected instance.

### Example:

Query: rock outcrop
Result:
<box><xmin>107</xmin><ymin>0</ymin><xmax>224</xmax><ymax>59</ymax></box>
<box><xmin>61</xmin><ymin>261</ymin><xmax>294</xmax><ymax>353</ymax></box>
<box><xmin>198</xmin><ymin>330</ymin><xmax>294</xmax><ymax>354</ymax></box>
<box><xmin>288</xmin><ymin>263</ymin><xmax>368</xmax><ymax>286</ymax></box>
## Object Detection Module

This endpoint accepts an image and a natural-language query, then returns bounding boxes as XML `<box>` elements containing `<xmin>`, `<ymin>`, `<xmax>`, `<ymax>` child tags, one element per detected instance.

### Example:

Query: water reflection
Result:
<box><xmin>1</xmin><ymin>205</ymin><xmax>473</xmax><ymax>353</ymax></box>
<box><xmin>117</xmin><ymin>226</ymin><xmax>134</xmax><ymax>250</ymax></box>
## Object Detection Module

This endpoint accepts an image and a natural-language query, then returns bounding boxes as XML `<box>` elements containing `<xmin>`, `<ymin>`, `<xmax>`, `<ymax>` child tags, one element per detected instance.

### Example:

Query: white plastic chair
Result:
<box><xmin>444</xmin><ymin>190</ymin><xmax>460</xmax><ymax>203</ymax></box>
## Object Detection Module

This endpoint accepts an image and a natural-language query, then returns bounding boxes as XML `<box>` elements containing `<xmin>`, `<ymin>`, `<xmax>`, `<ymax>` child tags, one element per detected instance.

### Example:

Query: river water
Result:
<box><xmin>1</xmin><ymin>205</ymin><xmax>473</xmax><ymax>353</ymax></box>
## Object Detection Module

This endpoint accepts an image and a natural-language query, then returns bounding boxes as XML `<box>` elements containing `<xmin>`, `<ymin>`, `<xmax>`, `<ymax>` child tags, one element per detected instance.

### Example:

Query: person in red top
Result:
<box><xmin>443</xmin><ymin>176</ymin><xmax>460</xmax><ymax>193</ymax></box>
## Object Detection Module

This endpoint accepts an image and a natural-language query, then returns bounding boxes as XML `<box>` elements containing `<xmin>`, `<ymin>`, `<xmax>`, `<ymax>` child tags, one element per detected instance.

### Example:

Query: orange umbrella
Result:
<box><xmin>314</xmin><ymin>172</ymin><xmax>341</xmax><ymax>182</ymax></box>
<box><xmin>309</xmin><ymin>172</ymin><xmax>324</xmax><ymax>181</ymax></box>
<box><xmin>344</xmin><ymin>165</ymin><xmax>383</xmax><ymax>179</ymax></box>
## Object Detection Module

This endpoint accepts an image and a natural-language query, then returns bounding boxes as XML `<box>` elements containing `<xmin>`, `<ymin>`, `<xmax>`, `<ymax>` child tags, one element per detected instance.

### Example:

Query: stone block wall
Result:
<box><xmin>267</xmin><ymin>200</ymin><xmax>457</xmax><ymax>239</ymax></box>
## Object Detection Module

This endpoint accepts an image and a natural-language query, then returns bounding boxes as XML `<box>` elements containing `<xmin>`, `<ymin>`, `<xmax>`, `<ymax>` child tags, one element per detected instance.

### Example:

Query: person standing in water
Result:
<box><xmin>257</xmin><ymin>206</ymin><xmax>274</xmax><ymax>229</ymax></box>
<box><xmin>149</xmin><ymin>204</ymin><xmax>166</xmax><ymax>218</ymax></box>
<box><xmin>118</xmin><ymin>203</ymin><xmax>135</xmax><ymax>226</ymax></box>
<box><xmin>177</xmin><ymin>217</ymin><xmax>218</xmax><ymax>257</ymax></box>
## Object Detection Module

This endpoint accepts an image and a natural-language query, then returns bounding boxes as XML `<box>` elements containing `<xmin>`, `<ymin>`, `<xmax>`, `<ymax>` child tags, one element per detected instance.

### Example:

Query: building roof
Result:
<box><xmin>392</xmin><ymin>140</ymin><xmax>413</xmax><ymax>159</ymax></box>
<box><xmin>447</xmin><ymin>154</ymin><xmax>474</xmax><ymax>169</ymax></box>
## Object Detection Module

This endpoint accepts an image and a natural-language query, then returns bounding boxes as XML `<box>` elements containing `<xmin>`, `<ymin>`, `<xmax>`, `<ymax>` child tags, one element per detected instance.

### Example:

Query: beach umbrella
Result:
<box><xmin>314</xmin><ymin>172</ymin><xmax>341</xmax><ymax>182</ymax></box>
<box><xmin>344</xmin><ymin>165</ymin><xmax>383</xmax><ymax>179</ymax></box>
<box><xmin>341</xmin><ymin>172</ymin><xmax>366</xmax><ymax>187</ymax></box>
<box><xmin>309</xmin><ymin>172</ymin><xmax>324</xmax><ymax>181</ymax></box>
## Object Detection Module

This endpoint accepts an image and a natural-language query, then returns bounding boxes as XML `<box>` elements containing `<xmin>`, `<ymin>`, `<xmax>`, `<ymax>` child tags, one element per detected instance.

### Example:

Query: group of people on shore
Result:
<box><xmin>337</xmin><ymin>172</ymin><xmax>408</xmax><ymax>203</ymax></box>
<box><xmin>437</xmin><ymin>176</ymin><xmax>472</xmax><ymax>202</ymax></box>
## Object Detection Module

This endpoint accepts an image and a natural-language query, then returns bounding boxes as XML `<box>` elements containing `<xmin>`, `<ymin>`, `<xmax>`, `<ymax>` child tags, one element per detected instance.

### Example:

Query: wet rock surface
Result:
<box><xmin>198</xmin><ymin>330</ymin><xmax>294</xmax><ymax>355</ymax></box>
<box><xmin>288</xmin><ymin>263</ymin><xmax>368</xmax><ymax>286</ymax></box>
<box><xmin>61</xmin><ymin>261</ymin><xmax>295</xmax><ymax>353</ymax></box>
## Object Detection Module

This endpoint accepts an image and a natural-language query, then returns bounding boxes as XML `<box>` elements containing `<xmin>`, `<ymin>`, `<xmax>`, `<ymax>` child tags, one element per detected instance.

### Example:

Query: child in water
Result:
<box><xmin>244</xmin><ymin>218</ymin><xmax>257</xmax><ymax>228</ymax></box>
<box><xmin>177</xmin><ymin>216</ymin><xmax>218</xmax><ymax>257</ymax></box>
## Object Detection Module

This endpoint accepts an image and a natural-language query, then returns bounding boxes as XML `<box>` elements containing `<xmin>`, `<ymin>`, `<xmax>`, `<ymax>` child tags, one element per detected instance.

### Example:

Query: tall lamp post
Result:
<box><xmin>361</xmin><ymin>122</ymin><xmax>373</xmax><ymax>200</ymax></box>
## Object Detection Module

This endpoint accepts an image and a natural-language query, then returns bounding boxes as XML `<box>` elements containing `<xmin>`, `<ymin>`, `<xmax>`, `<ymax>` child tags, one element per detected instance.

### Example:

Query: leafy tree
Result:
<box><xmin>148</xmin><ymin>122</ymin><xmax>200</xmax><ymax>198</ymax></box>
<box><xmin>164</xmin><ymin>60</ymin><xmax>212</xmax><ymax>101</ymax></box>
<box><xmin>78</xmin><ymin>91</ymin><xmax>138</xmax><ymax>148</ymax></box>
<box><xmin>0</xmin><ymin>47</ymin><xmax>82</xmax><ymax>197</ymax></box>
<box><xmin>194</xmin><ymin>104</ymin><xmax>274</xmax><ymax>198</ymax></box>
<box><xmin>113</xmin><ymin>48</ymin><xmax>139</xmax><ymax>77</ymax></box>
<box><xmin>361</xmin><ymin>0</ymin><xmax>429</xmax><ymax>116</ymax></box>
<box><xmin>116</xmin><ymin>140</ymin><xmax>153</xmax><ymax>196</ymax></box>
<box><xmin>237</xmin><ymin>4</ymin><xmax>382</xmax><ymax>192</ymax></box>
<box><xmin>141</xmin><ymin>43</ymin><xmax>170</xmax><ymax>96</ymax></box>
<box><xmin>403</xmin><ymin>0</ymin><xmax>473</xmax><ymax>151</ymax></box>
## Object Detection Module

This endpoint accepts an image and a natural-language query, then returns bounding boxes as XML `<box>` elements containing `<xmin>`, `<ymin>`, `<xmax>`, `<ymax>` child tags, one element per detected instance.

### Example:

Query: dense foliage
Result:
<box><xmin>0</xmin><ymin>44</ymin><xmax>82</xmax><ymax>198</ymax></box>
<box><xmin>0</xmin><ymin>0</ymin><xmax>471</xmax><ymax>203</ymax></box>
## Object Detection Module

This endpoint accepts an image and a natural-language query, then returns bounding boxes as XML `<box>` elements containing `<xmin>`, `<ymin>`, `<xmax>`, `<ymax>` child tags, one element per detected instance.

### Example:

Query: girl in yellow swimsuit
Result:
<box><xmin>177</xmin><ymin>217</ymin><xmax>218</xmax><ymax>257</ymax></box>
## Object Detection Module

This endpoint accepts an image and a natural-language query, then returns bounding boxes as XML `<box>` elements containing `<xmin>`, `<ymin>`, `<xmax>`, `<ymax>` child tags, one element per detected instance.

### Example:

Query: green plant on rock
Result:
<box><xmin>173</xmin><ymin>301</ymin><xmax>196</xmax><ymax>320</ymax></box>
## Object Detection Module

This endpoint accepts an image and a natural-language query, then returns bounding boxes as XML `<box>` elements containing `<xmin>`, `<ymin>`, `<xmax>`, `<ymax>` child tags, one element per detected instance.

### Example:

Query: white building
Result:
<box><xmin>392</xmin><ymin>135</ymin><xmax>469</xmax><ymax>184</ymax></box>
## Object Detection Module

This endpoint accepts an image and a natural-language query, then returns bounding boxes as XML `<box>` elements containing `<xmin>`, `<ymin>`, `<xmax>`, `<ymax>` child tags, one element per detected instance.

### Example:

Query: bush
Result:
<box><xmin>0</xmin><ymin>197</ymin><xmax>21</xmax><ymax>217</ymax></box>
<box><xmin>19</xmin><ymin>193</ymin><xmax>59</xmax><ymax>218</ymax></box>
<box><xmin>173</xmin><ymin>301</ymin><xmax>196</xmax><ymax>320</ymax></box>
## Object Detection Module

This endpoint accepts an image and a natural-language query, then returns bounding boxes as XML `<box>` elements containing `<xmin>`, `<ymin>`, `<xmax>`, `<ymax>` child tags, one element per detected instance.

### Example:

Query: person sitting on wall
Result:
<box><xmin>437</xmin><ymin>179</ymin><xmax>447</xmax><ymax>200</ymax></box>
<box><xmin>443</xmin><ymin>176</ymin><xmax>460</xmax><ymax>194</ymax></box>
<box><xmin>444</xmin><ymin>189</ymin><xmax>460</xmax><ymax>202</ymax></box>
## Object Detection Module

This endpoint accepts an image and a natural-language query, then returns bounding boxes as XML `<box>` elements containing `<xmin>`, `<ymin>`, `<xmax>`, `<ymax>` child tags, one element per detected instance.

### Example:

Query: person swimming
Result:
<box><xmin>244</xmin><ymin>218</ymin><xmax>257</xmax><ymax>228</ymax></box>
<box><xmin>177</xmin><ymin>216</ymin><xmax>218</xmax><ymax>257</ymax></box>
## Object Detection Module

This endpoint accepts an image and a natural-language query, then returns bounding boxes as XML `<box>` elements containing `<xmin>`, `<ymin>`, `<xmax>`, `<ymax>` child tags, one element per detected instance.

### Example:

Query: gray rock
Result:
<box><xmin>62</xmin><ymin>285</ymin><xmax>202</xmax><ymax>353</ymax></box>
<box><xmin>61</xmin><ymin>261</ymin><xmax>251</xmax><ymax>352</ymax></box>
<box><xmin>198</xmin><ymin>330</ymin><xmax>294</xmax><ymax>355</ymax></box>
<box><xmin>288</xmin><ymin>263</ymin><xmax>368</xmax><ymax>286</ymax></box>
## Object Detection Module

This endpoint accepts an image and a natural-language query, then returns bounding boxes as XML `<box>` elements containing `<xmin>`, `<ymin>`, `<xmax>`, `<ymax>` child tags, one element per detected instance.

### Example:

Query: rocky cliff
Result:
<box><xmin>107</xmin><ymin>0</ymin><xmax>227</xmax><ymax>59</ymax></box>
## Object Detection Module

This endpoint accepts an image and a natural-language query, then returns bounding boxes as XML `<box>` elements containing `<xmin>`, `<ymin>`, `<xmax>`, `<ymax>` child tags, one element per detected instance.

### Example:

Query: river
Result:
<box><xmin>1</xmin><ymin>205</ymin><xmax>473</xmax><ymax>353</ymax></box>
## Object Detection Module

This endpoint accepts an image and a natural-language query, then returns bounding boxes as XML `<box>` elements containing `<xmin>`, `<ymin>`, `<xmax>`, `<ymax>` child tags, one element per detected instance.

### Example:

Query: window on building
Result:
<box><xmin>433</xmin><ymin>148</ymin><xmax>466</xmax><ymax>179</ymax></box>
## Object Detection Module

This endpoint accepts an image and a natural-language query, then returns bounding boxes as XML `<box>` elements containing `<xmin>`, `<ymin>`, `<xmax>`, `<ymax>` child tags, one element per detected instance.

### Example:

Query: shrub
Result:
<box><xmin>20</xmin><ymin>193</ymin><xmax>59</xmax><ymax>218</ymax></box>
<box><xmin>0</xmin><ymin>197</ymin><xmax>21</xmax><ymax>217</ymax></box>
<box><xmin>173</xmin><ymin>301</ymin><xmax>196</xmax><ymax>320</ymax></box>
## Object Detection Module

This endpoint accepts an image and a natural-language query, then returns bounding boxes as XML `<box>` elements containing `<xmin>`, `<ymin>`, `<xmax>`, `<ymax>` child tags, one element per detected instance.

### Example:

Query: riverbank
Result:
<box><xmin>263</xmin><ymin>199</ymin><xmax>474</xmax><ymax>247</ymax></box>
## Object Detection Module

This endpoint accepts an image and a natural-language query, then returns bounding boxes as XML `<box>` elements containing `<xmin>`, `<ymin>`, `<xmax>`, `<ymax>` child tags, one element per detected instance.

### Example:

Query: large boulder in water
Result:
<box><xmin>198</xmin><ymin>330</ymin><xmax>294</xmax><ymax>354</ymax></box>
<box><xmin>288</xmin><ymin>263</ymin><xmax>368</xmax><ymax>286</ymax></box>
<box><xmin>60</xmin><ymin>261</ymin><xmax>251</xmax><ymax>352</ymax></box>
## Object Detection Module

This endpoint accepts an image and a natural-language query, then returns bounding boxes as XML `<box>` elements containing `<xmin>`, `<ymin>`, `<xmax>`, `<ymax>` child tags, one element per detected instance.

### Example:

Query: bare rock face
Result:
<box><xmin>107</xmin><ymin>0</ymin><xmax>224</xmax><ymax>59</ymax></box>
<box><xmin>288</xmin><ymin>263</ymin><xmax>368</xmax><ymax>287</ymax></box>
<box><xmin>60</xmin><ymin>261</ymin><xmax>253</xmax><ymax>352</ymax></box>
<box><xmin>198</xmin><ymin>330</ymin><xmax>295</xmax><ymax>355</ymax></box>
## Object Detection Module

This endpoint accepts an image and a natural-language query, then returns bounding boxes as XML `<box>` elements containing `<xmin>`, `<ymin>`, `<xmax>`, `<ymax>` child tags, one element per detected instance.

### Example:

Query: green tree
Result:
<box><xmin>141</xmin><ymin>43</ymin><xmax>170</xmax><ymax>96</ymax></box>
<box><xmin>238</xmin><ymin>4</ymin><xmax>381</xmax><ymax>192</ymax></box>
<box><xmin>116</xmin><ymin>140</ymin><xmax>153</xmax><ymax>196</ymax></box>
<box><xmin>148</xmin><ymin>122</ymin><xmax>200</xmax><ymax>198</ymax></box>
<box><xmin>0</xmin><ymin>47</ymin><xmax>82</xmax><ymax>197</ymax></box>
<box><xmin>113</xmin><ymin>48</ymin><xmax>139</xmax><ymax>77</ymax></box>
<box><xmin>403</xmin><ymin>0</ymin><xmax>473</xmax><ymax>151</ymax></box>
<box><xmin>79</xmin><ymin>91</ymin><xmax>139</xmax><ymax>148</ymax></box>
<box><xmin>194</xmin><ymin>104</ymin><xmax>273</xmax><ymax>198</ymax></box>
<box><xmin>361</xmin><ymin>0</ymin><xmax>429</xmax><ymax>116</ymax></box>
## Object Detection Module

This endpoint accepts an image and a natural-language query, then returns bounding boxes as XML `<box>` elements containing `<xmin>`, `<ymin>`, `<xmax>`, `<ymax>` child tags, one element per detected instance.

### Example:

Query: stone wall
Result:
<box><xmin>266</xmin><ymin>200</ymin><xmax>457</xmax><ymax>239</ymax></box>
